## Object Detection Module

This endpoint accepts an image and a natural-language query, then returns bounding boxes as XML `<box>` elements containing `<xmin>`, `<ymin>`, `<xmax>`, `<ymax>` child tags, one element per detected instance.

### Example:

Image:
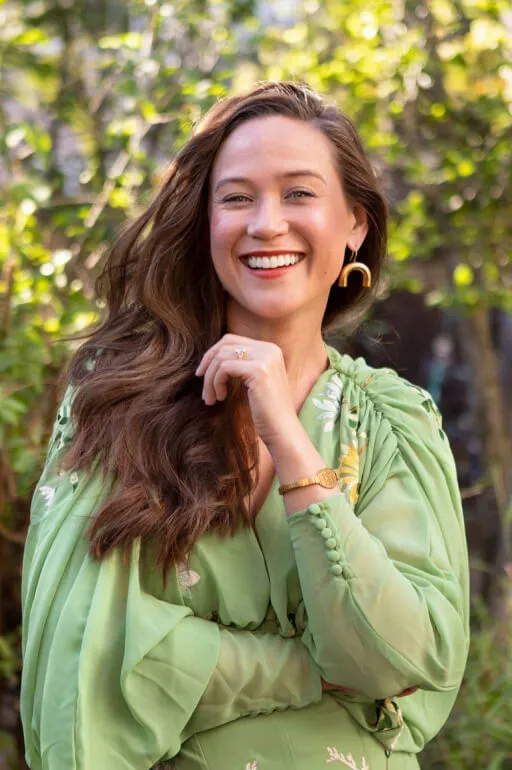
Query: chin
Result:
<box><xmin>243</xmin><ymin>306</ymin><xmax>299</xmax><ymax>323</ymax></box>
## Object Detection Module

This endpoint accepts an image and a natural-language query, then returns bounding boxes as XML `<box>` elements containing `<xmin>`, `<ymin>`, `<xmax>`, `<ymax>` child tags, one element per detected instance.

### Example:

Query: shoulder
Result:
<box><xmin>45</xmin><ymin>383</ymin><xmax>77</xmax><ymax>463</ymax></box>
<box><xmin>327</xmin><ymin>346</ymin><xmax>446</xmax><ymax>445</ymax></box>
<box><xmin>326</xmin><ymin>348</ymin><xmax>461</xmax><ymax>523</ymax></box>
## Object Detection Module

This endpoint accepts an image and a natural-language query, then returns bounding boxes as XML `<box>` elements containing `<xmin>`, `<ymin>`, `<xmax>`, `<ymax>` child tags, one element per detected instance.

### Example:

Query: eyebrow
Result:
<box><xmin>214</xmin><ymin>169</ymin><xmax>326</xmax><ymax>193</ymax></box>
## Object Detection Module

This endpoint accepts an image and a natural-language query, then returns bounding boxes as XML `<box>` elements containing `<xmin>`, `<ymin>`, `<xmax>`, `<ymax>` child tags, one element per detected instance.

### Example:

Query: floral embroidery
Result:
<box><xmin>36</xmin><ymin>466</ymin><xmax>81</xmax><ymax>521</ymax></box>
<box><xmin>326</xmin><ymin>748</ymin><xmax>369</xmax><ymax>769</ymax></box>
<box><xmin>361</xmin><ymin>373</ymin><xmax>375</xmax><ymax>391</ymax></box>
<box><xmin>337</xmin><ymin>443</ymin><xmax>361</xmax><ymax>507</ymax></box>
<box><xmin>49</xmin><ymin>397</ymin><xmax>74</xmax><ymax>455</ymax></box>
<box><xmin>177</xmin><ymin>564</ymin><xmax>201</xmax><ymax>597</ymax></box>
<box><xmin>246</xmin><ymin>762</ymin><xmax>258</xmax><ymax>770</ymax></box>
<box><xmin>39</xmin><ymin>486</ymin><xmax>56</xmax><ymax>509</ymax></box>
<box><xmin>313</xmin><ymin>373</ymin><xmax>343</xmax><ymax>433</ymax></box>
<box><xmin>337</xmin><ymin>404</ymin><xmax>367</xmax><ymax>508</ymax></box>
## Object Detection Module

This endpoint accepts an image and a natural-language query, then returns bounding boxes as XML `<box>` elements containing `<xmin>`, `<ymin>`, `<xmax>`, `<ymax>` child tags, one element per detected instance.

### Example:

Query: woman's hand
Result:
<box><xmin>195</xmin><ymin>334</ymin><xmax>300</xmax><ymax>449</ymax></box>
<box><xmin>321</xmin><ymin>680</ymin><xmax>360</xmax><ymax>694</ymax></box>
<box><xmin>321</xmin><ymin>680</ymin><xmax>418</xmax><ymax>698</ymax></box>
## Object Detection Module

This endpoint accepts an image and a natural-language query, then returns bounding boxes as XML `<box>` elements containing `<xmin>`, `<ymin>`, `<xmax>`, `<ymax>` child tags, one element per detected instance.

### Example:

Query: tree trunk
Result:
<box><xmin>471</xmin><ymin>304</ymin><xmax>512</xmax><ymax>616</ymax></box>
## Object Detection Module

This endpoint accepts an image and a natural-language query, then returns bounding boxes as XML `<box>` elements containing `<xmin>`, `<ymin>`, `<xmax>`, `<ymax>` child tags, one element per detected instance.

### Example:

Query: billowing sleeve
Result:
<box><xmin>20</xmin><ymin>384</ymin><xmax>220</xmax><ymax>770</ymax></box>
<box><xmin>184</xmin><ymin>627</ymin><xmax>322</xmax><ymax>737</ymax></box>
<box><xmin>286</xmin><ymin>363</ymin><xmax>470</xmax><ymax>750</ymax></box>
<box><xmin>21</xmin><ymin>384</ymin><xmax>321</xmax><ymax>770</ymax></box>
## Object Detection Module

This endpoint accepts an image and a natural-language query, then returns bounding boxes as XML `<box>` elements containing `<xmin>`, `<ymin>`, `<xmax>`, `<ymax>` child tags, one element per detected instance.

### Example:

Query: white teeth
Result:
<box><xmin>246</xmin><ymin>253</ymin><xmax>303</xmax><ymax>269</ymax></box>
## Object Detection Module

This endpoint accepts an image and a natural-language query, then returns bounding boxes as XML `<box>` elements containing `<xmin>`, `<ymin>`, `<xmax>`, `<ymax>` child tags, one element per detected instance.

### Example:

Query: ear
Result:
<box><xmin>347</xmin><ymin>204</ymin><xmax>369</xmax><ymax>252</ymax></box>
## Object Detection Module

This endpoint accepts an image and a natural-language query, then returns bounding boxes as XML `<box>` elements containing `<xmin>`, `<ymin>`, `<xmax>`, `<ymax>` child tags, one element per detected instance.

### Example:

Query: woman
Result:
<box><xmin>21</xmin><ymin>81</ymin><xmax>469</xmax><ymax>770</ymax></box>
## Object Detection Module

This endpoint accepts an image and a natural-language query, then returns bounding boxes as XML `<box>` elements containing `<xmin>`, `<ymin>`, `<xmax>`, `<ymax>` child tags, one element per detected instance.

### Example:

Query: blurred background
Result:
<box><xmin>1</xmin><ymin>0</ymin><xmax>511</xmax><ymax>767</ymax></box>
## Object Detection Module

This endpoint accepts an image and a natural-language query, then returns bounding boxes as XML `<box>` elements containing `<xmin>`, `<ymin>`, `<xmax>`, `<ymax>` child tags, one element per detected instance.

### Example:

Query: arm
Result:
<box><xmin>21</xmin><ymin>385</ymin><xmax>322</xmax><ymax>770</ymax></box>
<box><xmin>269</xmin><ymin>372</ymin><xmax>469</xmax><ymax>702</ymax></box>
<box><xmin>184</xmin><ymin>627</ymin><xmax>322</xmax><ymax>738</ymax></box>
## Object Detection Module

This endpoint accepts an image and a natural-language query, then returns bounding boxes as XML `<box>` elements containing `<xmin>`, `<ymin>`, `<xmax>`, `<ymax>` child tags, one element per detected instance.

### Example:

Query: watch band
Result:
<box><xmin>278</xmin><ymin>467</ymin><xmax>340</xmax><ymax>495</ymax></box>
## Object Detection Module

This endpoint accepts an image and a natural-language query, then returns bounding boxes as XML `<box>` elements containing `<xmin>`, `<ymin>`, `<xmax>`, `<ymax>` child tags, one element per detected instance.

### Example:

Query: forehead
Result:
<box><xmin>210</xmin><ymin>115</ymin><xmax>337</xmax><ymax>182</ymax></box>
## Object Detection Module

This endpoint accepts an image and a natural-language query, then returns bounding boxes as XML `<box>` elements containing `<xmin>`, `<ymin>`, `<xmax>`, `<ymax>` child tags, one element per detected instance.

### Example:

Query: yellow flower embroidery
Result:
<box><xmin>337</xmin><ymin>434</ymin><xmax>367</xmax><ymax>507</ymax></box>
<box><xmin>337</xmin><ymin>444</ymin><xmax>360</xmax><ymax>506</ymax></box>
<box><xmin>326</xmin><ymin>748</ymin><xmax>370</xmax><ymax>769</ymax></box>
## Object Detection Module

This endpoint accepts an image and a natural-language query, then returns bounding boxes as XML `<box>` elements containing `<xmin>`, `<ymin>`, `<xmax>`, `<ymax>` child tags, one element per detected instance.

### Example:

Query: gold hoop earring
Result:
<box><xmin>338</xmin><ymin>249</ymin><xmax>372</xmax><ymax>288</ymax></box>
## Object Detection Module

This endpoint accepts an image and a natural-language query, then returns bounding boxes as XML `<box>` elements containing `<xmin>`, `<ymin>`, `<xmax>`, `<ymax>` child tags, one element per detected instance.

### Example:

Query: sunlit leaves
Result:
<box><xmin>98</xmin><ymin>32</ymin><xmax>144</xmax><ymax>50</ymax></box>
<box><xmin>1</xmin><ymin>0</ymin><xmax>511</xmax><ymax>499</ymax></box>
<box><xmin>0</xmin><ymin>0</ymin><xmax>267</xmax><ymax>501</ymax></box>
<box><xmin>453</xmin><ymin>264</ymin><xmax>475</xmax><ymax>286</ymax></box>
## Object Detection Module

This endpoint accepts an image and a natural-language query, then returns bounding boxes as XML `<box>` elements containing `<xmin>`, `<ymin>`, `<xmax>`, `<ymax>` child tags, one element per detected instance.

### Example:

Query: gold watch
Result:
<box><xmin>278</xmin><ymin>467</ymin><xmax>340</xmax><ymax>495</ymax></box>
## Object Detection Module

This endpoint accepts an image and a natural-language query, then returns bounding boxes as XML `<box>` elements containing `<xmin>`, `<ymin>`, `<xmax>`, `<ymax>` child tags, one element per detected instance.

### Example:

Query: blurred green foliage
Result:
<box><xmin>1</xmin><ymin>0</ymin><xmax>512</xmax><ymax>767</ymax></box>
<box><xmin>421</xmin><ymin>602</ymin><xmax>512</xmax><ymax>769</ymax></box>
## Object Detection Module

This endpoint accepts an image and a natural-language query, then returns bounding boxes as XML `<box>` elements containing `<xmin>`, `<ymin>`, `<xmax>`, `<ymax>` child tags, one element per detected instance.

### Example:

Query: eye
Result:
<box><xmin>222</xmin><ymin>194</ymin><xmax>250</xmax><ymax>203</ymax></box>
<box><xmin>288</xmin><ymin>190</ymin><xmax>315</xmax><ymax>199</ymax></box>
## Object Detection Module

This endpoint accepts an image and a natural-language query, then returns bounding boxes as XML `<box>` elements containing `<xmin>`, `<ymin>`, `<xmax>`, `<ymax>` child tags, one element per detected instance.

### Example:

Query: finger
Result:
<box><xmin>196</xmin><ymin>335</ymin><xmax>256</xmax><ymax>375</ymax></box>
<box><xmin>212</xmin><ymin>359</ymin><xmax>238</xmax><ymax>402</ymax></box>
<box><xmin>196</xmin><ymin>342</ymin><xmax>223</xmax><ymax>376</ymax></box>
<box><xmin>204</xmin><ymin>360</ymin><xmax>250</xmax><ymax>405</ymax></box>
<box><xmin>202</xmin><ymin>355</ymin><xmax>224</xmax><ymax>404</ymax></box>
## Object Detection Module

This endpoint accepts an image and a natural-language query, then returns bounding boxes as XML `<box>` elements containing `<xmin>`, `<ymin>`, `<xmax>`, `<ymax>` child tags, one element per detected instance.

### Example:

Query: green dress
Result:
<box><xmin>20</xmin><ymin>344</ymin><xmax>470</xmax><ymax>770</ymax></box>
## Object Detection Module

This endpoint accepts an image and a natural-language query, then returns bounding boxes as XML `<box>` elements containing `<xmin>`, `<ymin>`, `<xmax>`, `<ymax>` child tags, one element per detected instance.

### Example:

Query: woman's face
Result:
<box><xmin>208</xmin><ymin>115</ymin><xmax>368</xmax><ymax>330</ymax></box>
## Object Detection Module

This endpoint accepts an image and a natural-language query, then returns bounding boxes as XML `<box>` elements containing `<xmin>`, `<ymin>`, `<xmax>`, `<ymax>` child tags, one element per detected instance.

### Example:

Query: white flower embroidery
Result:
<box><xmin>312</xmin><ymin>373</ymin><xmax>343</xmax><ymax>432</ymax></box>
<box><xmin>246</xmin><ymin>762</ymin><xmax>258</xmax><ymax>770</ymax></box>
<box><xmin>39</xmin><ymin>486</ymin><xmax>56</xmax><ymax>509</ymax></box>
<box><xmin>177</xmin><ymin>565</ymin><xmax>201</xmax><ymax>598</ymax></box>
<box><xmin>326</xmin><ymin>748</ymin><xmax>369</xmax><ymax>769</ymax></box>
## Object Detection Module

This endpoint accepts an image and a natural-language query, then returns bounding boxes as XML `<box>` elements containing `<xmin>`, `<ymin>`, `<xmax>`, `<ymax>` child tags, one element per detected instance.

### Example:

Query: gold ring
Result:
<box><xmin>234</xmin><ymin>346</ymin><xmax>249</xmax><ymax>360</ymax></box>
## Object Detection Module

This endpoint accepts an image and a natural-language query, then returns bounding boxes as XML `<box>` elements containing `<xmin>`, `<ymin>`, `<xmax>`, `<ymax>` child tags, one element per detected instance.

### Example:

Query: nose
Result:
<box><xmin>247</xmin><ymin>198</ymin><xmax>289</xmax><ymax>239</ymax></box>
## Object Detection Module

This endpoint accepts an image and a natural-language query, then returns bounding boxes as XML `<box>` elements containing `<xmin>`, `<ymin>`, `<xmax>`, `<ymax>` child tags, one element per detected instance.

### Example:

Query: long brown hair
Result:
<box><xmin>60</xmin><ymin>80</ymin><xmax>388</xmax><ymax>570</ymax></box>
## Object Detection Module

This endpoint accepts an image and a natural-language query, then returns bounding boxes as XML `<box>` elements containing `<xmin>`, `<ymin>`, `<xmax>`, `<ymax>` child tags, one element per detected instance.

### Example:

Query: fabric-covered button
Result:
<box><xmin>326</xmin><ymin>537</ymin><xmax>337</xmax><ymax>549</ymax></box>
<box><xmin>313</xmin><ymin>518</ymin><xmax>327</xmax><ymax>530</ymax></box>
<box><xmin>321</xmin><ymin>528</ymin><xmax>333</xmax><ymax>539</ymax></box>
<box><xmin>308</xmin><ymin>503</ymin><xmax>322</xmax><ymax>515</ymax></box>
<box><xmin>330</xmin><ymin>564</ymin><xmax>343</xmax><ymax>576</ymax></box>
<box><xmin>327</xmin><ymin>550</ymin><xmax>341</xmax><ymax>563</ymax></box>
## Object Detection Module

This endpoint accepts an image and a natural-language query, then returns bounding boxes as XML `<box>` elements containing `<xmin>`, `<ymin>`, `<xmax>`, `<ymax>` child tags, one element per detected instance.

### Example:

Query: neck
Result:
<box><xmin>225</xmin><ymin>306</ymin><xmax>329</xmax><ymax>385</ymax></box>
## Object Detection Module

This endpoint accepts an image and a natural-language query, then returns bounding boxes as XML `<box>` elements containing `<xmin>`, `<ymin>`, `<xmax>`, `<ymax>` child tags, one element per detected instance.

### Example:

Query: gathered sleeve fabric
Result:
<box><xmin>286</xmin><ymin>357</ymin><xmax>470</xmax><ymax>752</ymax></box>
<box><xmin>21</xmin><ymin>385</ymin><xmax>322</xmax><ymax>770</ymax></box>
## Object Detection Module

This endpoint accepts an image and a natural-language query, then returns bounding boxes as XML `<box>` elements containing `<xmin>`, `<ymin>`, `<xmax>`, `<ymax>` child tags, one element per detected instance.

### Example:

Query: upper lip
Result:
<box><xmin>240</xmin><ymin>250</ymin><xmax>305</xmax><ymax>259</ymax></box>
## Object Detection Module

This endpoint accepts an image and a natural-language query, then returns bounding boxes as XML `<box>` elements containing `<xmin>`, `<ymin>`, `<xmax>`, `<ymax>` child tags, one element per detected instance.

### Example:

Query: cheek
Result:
<box><xmin>294</xmin><ymin>210</ymin><xmax>341</xmax><ymax>254</ymax></box>
<box><xmin>311</xmin><ymin>203</ymin><xmax>347</xmax><ymax>237</ymax></box>
<box><xmin>209</xmin><ymin>210</ymin><xmax>241</xmax><ymax>250</ymax></box>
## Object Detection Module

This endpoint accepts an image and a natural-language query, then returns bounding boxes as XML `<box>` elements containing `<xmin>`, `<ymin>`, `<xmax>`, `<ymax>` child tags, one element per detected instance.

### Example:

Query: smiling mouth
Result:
<box><xmin>240</xmin><ymin>253</ymin><xmax>306</xmax><ymax>270</ymax></box>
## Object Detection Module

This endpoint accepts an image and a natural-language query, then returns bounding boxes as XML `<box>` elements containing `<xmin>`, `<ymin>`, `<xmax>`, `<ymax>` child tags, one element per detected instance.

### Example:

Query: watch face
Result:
<box><xmin>318</xmin><ymin>468</ymin><xmax>338</xmax><ymax>488</ymax></box>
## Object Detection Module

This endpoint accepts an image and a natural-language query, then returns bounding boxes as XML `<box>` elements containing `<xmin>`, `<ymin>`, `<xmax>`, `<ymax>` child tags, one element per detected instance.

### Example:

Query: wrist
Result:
<box><xmin>265</xmin><ymin>418</ymin><xmax>309</xmax><ymax>458</ymax></box>
<box><xmin>266</xmin><ymin>425</ymin><xmax>341</xmax><ymax>516</ymax></box>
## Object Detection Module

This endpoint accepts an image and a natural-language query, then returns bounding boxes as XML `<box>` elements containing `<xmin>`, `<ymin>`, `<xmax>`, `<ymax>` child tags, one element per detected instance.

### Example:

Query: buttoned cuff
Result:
<box><xmin>287</xmin><ymin>493</ymin><xmax>358</xmax><ymax>580</ymax></box>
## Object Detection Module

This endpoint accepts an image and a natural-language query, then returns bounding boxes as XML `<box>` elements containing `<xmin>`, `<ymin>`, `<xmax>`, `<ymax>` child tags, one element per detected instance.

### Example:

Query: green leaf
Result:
<box><xmin>0</xmin><ymin>395</ymin><xmax>27</xmax><ymax>425</ymax></box>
